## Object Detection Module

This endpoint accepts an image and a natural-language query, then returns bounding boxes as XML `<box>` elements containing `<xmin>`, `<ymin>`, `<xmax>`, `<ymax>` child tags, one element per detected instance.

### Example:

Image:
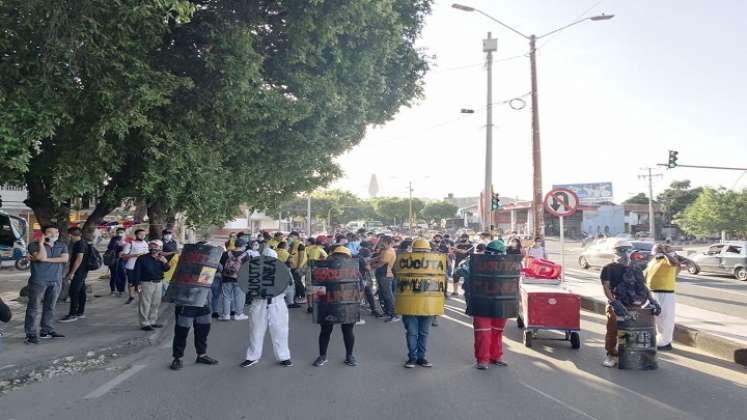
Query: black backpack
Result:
<box><xmin>613</xmin><ymin>266</ymin><xmax>648</xmax><ymax>307</ymax></box>
<box><xmin>86</xmin><ymin>242</ymin><xmax>103</xmax><ymax>271</ymax></box>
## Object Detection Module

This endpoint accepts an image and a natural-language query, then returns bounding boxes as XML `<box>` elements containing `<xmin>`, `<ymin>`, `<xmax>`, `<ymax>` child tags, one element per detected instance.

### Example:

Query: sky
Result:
<box><xmin>330</xmin><ymin>0</ymin><xmax>747</xmax><ymax>203</ymax></box>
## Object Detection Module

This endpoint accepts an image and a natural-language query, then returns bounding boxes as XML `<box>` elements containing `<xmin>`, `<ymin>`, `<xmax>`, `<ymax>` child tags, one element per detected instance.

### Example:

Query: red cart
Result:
<box><xmin>516</xmin><ymin>258</ymin><xmax>581</xmax><ymax>349</ymax></box>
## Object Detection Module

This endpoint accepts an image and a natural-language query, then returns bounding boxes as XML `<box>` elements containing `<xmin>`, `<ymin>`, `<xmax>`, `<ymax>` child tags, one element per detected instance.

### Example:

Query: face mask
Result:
<box><xmin>150</xmin><ymin>249</ymin><xmax>160</xmax><ymax>255</ymax></box>
<box><xmin>252</xmin><ymin>244</ymin><xmax>259</xmax><ymax>251</ymax></box>
<box><xmin>136</xmin><ymin>235</ymin><xmax>145</xmax><ymax>241</ymax></box>
<box><xmin>47</xmin><ymin>234</ymin><xmax>59</xmax><ymax>243</ymax></box>
<box><xmin>163</xmin><ymin>235</ymin><xmax>172</xmax><ymax>241</ymax></box>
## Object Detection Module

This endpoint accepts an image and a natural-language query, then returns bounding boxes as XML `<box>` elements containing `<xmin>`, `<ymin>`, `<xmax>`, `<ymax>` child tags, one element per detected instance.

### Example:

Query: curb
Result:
<box><xmin>579</xmin><ymin>295</ymin><xmax>747</xmax><ymax>367</ymax></box>
<box><xmin>0</xmin><ymin>307</ymin><xmax>174</xmax><ymax>394</ymax></box>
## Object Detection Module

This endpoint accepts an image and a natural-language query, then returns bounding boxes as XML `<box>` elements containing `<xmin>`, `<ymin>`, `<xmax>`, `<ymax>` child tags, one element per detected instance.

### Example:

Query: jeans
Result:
<box><xmin>24</xmin><ymin>281</ymin><xmax>61</xmax><ymax>337</ymax></box>
<box><xmin>403</xmin><ymin>315</ymin><xmax>433</xmax><ymax>361</ymax></box>
<box><xmin>221</xmin><ymin>281</ymin><xmax>246</xmax><ymax>317</ymax></box>
<box><xmin>68</xmin><ymin>272</ymin><xmax>88</xmax><ymax>316</ymax></box>
<box><xmin>211</xmin><ymin>274</ymin><xmax>223</xmax><ymax>314</ymax></box>
<box><xmin>376</xmin><ymin>276</ymin><xmax>395</xmax><ymax>317</ymax></box>
<box><xmin>109</xmin><ymin>261</ymin><xmax>126</xmax><ymax>293</ymax></box>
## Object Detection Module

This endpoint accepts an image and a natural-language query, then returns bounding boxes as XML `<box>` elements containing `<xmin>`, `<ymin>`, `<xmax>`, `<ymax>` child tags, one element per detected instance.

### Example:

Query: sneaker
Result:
<box><xmin>312</xmin><ymin>356</ymin><xmax>328</xmax><ymax>367</ymax></box>
<box><xmin>219</xmin><ymin>315</ymin><xmax>231</xmax><ymax>321</ymax></box>
<box><xmin>110</xmin><ymin>291</ymin><xmax>115</xmax><ymax>296</ymax></box>
<box><xmin>196</xmin><ymin>355</ymin><xmax>219</xmax><ymax>365</ymax></box>
<box><xmin>25</xmin><ymin>335</ymin><xmax>39</xmax><ymax>345</ymax></box>
<box><xmin>492</xmin><ymin>360</ymin><xmax>508</xmax><ymax>367</ymax></box>
<box><xmin>279</xmin><ymin>359</ymin><xmax>294</xmax><ymax>367</ymax></box>
<box><xmin>233</xmin><ymin>314</ymin><xmax>248</xmax><ymax>321</ymax></box>
<box><xmin>239</xmin><ymin>359</ymin><xmax>258</xmax><ymax>368</ymax></box>
<box><xmin>372</xmin><ymin>312</ymin><xmax>384</xmax><ymax>318</ymax></box>
<box><xmin>356</xmin><ymin>319</ymin><xmax>366</xmax><ymax>325</ymax></box>
<box><xmin>344</xmin><ymin>356</ymin><xmax>358</xmax><ymax>367</ymax></box>
<box><xmin>451</xmin><ymin>291</ymin><xmax>459</xmax><ymax>297</ymax></box>
<box><xmin>170</xmin><ymin>358</ymin><xmax>183</xmax><ymax>371</ymax></box>
<box><xmin>211</xmin><ymin>312</ymin><xmax>220</xmax><ymax>319</ymax></box>
<box><xmin>76</xmin><ymin>314</ymin><xmax>86</xmax><ymax>319</ymax></box>
<box><xmin>416</xmin><ymin>359</ymin><xmax>432</xmax><ymax>368</ymax></box>
<box><xmin>431</xmin><ymin>318</ymin><xmax>439</xmax><ymax>327</ymax></box>
<box><xmin>40</xmin><ymin>331</ymin><xmax>65</xmax><ymax>339</ymax></box>
<box><xmin>306</xmin><ymin>307</ymin><xmax>313</xmax><ymax>313</ymax></box>
<box><xmin>657</xmin><ymin>344</ymin><xmax>673</xmax><ymax>351</ymax></box>
<box><xmin>141</xmin><ymin>325</ymin><xmax>154</xmax><ymax>331</ymax></box>
<box><xmin>117</xmin><ymin>291</ymin><xmax>123</xmax><ymax>297</ymax></box>
<box><xmin>152</xmin><ymin>324</ymin><xmax>164</xmax><ymax>328</ymax></box>
<box><xmin>125</xmin><ymin>297</ymin><xmax>134</xmax><ymax>304</ymax></box>
<box><xmin>59</xmin><ymin>315</ymin><xmax>78</xmax><ymax>323</ymax></box>
<box><xmin>287</xmin><ymin>303</ymin><xmax>301</xmax><ymax>309</ymax></box>
<box><xmin>476</xmin><ymin>363</ymin><xmax>488</xmax><ymax>370</ymax></box>
<box><xmin>404</xmin><ymin>359</ymin><xmax>417</xmax><ymax>368</ymax></box>
<box><xmin>602</xmin><ymin>355</ymin><xmax>617</xmax><ymax>368</ymax></box>
<box><xmin>385</xmin><ymin>316</ymin><xmax>401</xmax><ymax>323</ymax></box>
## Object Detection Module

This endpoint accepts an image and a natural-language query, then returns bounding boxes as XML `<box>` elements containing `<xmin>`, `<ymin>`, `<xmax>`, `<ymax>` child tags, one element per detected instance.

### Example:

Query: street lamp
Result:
<box><xmin>452</xmin><ymin>3</ymin><xmax>614</xmax><ymax>238</ymax></box>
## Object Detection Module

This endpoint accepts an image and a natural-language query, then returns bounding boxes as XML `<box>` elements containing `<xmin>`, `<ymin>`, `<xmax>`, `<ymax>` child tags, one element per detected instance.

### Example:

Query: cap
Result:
<box><xmin>332</xmin><ymin>246</ymin><xmax>352</xmax><ymax>257</ymax></box>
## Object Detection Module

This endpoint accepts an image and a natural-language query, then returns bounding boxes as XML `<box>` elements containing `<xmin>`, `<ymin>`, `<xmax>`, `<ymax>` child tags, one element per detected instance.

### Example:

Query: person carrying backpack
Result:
<box><xmin>600</xmin><ymin>240</ymin><xmax>661</xmax><ymax>368</ymax></box>
<box><xmin>219</xmin><ymin>238</ymin><xmax>252</xmax><ymax>321</ymax></box>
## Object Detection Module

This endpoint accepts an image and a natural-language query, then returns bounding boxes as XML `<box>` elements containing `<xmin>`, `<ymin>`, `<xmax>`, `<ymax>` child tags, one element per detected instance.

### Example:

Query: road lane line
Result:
<box><xmin>441</xmin><ymin>314</ymin><xmax>474</xmax><ymax>329</ymax></box>
<box><xmin>520</xmin><ymin>382</ymin><xmax>600</xmax><ymax>420</ymax></box>
<box><xmin>84</xmin><ymin>364</ymin><xmax>146</xmax><ymax>399</ymax></box>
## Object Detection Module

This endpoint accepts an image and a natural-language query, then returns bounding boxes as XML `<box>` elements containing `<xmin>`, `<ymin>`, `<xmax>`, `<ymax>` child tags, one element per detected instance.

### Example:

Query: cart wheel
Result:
<box><xmin>516</xmin><ymin>316</ymin><xmax>524</xmax><ymax>329</ymax></box>
<box><xmin>15</xmin><ymin>257</ymin><xmax>30</xmax><ymax>271</ymax></box>
<box><xmin>570</xmin><ymin>332</ymin><xmax>581</xmax><ymax>349</ymax></box>
<box><xmin>524</xmin><ymin>330</ymin><xmax>533</xmax><ymax>348</ymax></box>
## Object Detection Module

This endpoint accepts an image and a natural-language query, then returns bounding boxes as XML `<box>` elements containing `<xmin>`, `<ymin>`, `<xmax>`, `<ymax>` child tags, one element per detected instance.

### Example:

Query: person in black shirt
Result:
<box><xmin>133</xmin><ymin>240</ymin><xmax>170</xmax><ymax>331</ymax></box>
<box><xmin>106</xmin><ymin>227</ymin><xmax>127</xmax><ymax>296</ymax></box>
<box><xmin>600</xmin><ymin>240</ymin><xmax>660</xmax><ymax>368</ymax></box>
<box><xmin>161</xmin><ymin>229</ymin><xmax>179</xmax><ymax>262</ymax></box>
<box><xmin>61</xmin><ymin>227</ymin><xmax>89</xmax><ymax>323</ymax></box>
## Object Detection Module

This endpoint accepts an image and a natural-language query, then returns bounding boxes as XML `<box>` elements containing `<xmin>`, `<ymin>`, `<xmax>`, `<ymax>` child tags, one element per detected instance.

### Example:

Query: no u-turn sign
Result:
<box><xmin>543</xmin><ymin>188</ymin><xmax>579</xmax><ymax>218</ymax></box>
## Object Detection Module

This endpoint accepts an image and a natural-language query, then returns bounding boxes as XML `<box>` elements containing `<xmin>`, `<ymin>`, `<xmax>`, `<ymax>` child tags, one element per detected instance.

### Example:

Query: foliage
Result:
<box><xmin>420</xmin><ymin>201</ymin><xmax>458</xmax><ymax>223</ymax></box>
<box><xmin>624</xmin><ymin>193</ymin><xmax>653</xmax><ymax>205</ymax></box>
<box><xmin>656</xmin><ymin>180</ymin><xmax>703</xmax><ymax>224</ymax></box>
<box><xmin>676</xmin><ymin>188</ymin><xmax>747</xmax><ymax>237</ymax></box>
<box><xmin>373</xmin><ymin>197</ymin><xmax>425</xmax><ymax>224</ymax></box>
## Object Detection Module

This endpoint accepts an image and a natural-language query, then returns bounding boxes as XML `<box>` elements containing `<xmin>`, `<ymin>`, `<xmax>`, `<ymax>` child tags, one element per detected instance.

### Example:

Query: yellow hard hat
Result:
<box><xmin>412</xmin><ymin>239</ymin><xmax>431</xmax><ymax>252</ymax></box>
<box><xmin>332</xmin><ymin>246</ymin><xmax>352</xmax><ymax>257</ymax></box>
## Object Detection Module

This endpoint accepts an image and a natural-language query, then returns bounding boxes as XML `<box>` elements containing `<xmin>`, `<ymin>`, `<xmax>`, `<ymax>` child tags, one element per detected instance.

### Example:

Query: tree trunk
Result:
<box><xmin>147</xmin><ymin>200</ymin><xmax>167</xmax><ymax>239</ymax></box>
<box><xmin>24</xmin><ymin>171</ymin><xmax>71</xmax><ymax>242</ymax></box>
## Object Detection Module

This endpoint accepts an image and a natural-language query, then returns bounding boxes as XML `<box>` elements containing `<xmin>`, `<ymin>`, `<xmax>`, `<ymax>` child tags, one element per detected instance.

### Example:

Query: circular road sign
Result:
<box><xmin>544</xmin><ymin>188</ymin><xmax>580</xmax><ymax>218</ymax></box>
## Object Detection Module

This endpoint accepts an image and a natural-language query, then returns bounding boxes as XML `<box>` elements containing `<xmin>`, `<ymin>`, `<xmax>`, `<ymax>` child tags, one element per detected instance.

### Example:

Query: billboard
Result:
<box><xmin>552</xmin><ymin>182</ymin><xmax>613</xmax><ymax>204</ymax></box>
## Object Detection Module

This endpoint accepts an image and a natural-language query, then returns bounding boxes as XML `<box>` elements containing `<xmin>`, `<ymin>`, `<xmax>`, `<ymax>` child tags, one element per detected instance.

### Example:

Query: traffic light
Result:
<box><xmin>491</xmin><ymin>193</ymin><xmax>501</xmax><ymax>210</ymax></box>
<box><xmin>667</xmin><ymin>150</ymin><xmax>679</xmax><ymax>169</ymax></box>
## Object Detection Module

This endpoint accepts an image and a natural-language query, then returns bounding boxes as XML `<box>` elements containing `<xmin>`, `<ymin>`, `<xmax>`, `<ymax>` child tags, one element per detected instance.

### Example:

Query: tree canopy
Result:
<box><xmin>676</xmin><ymin>188</ymin><xmax>747</xmax><ymax>238</ymax></box>
<box><xmin>656</xmin><ymin>180</ymin><xmax>703</xmax><ymax>224</ymax></box>
<box><xmin>420</xmin><ymin>201</ymin><xmax>458</xmax><ymax>223</ymax></box>
<box><xmin>0</xmin><ymin>0</ymin><xmax>433</xmax><ymax>238</ymax></box>
<box><xmin>624</xmin><ymin>193</ymin><xmax>654</xmax><ymax>205</ymax></box>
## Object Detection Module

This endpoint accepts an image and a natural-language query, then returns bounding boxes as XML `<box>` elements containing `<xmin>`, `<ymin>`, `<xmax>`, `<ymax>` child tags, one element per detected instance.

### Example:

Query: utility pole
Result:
<box><xmin>639</xmin><ymin>168</ymin><xmax>663</xmax><ymax>240</ymax></box>
<box><xmin>529</xmin><ymin>35</ymin><xmax>543</xmax><ymax>239</ymax></box>
<box><xmin>483</xmin><ymin>32</ymin><xmax>497</xmax><ymax>233</ymax></box>
<box><xmin>408</xmin><ymin>181</ymin><xmax>414</xmax><ymax>234</ymax></box>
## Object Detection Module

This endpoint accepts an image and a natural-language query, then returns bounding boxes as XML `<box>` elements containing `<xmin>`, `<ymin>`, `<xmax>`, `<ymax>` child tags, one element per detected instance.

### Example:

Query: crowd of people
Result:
<box><xmin>17</xmin><ymin>224</ymin><xmax>679</xmax><ymax>372</ymax></box>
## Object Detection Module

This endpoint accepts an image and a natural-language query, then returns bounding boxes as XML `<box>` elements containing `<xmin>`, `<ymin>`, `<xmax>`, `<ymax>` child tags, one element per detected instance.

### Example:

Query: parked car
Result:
<box><xmin>578</xmin><ymin>238</ymin><xmax>654</xmax><ymax>270</ymax></box>
<box><xmin>686</xmin><ymin>242</ymin><xmax>747</xmax><ymax>281</ymax></box>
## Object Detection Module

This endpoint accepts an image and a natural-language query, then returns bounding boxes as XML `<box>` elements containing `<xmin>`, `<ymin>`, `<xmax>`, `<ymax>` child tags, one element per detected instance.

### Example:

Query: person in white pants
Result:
<box><xmin>645</xmin><ymin>244</ymin><xmax>680</xmax><ymax>351</ymax></box>
<box><xmin>239</xmin><ymin>247</ymin><xmax>293</xmax><ymax>368</ymax></box>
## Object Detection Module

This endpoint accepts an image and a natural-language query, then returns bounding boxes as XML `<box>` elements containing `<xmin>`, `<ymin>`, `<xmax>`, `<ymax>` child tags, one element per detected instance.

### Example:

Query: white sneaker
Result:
<box><xmin>233</xmin><ymin>314</ymin><xmax>249</xmax><ymax>321</ymax></box>
<box><xmin>356</xmin><ymin>319</ymin><xmax>366</xmax><ymax>325</ymax></box>
<box><xmin>602</xmin><ymin>356</ymin><xmax>617</xmax><ymax>368</ymax></box>
<box><xmin>219</xmin><ymin>315</ymin><xmax>231</xmax><ymax>321</ymax></box>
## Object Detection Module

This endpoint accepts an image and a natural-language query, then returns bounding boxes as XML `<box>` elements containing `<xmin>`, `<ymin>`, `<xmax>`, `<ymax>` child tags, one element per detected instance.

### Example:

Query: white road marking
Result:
<box><xmin>84</xmin><ymin>364</ymin><xmax>146</xmax><ymax>399</ymax></box>
<box><xmin>0</xmin><ymin>364</ymin><xmax>17</xmax><ymax>371</ymax></box>
<box><xmin>441</xmin><ymin>314</ymin><xmax>474</xmax><ymax>329</ymax></box>
<box><xmin>520</xmin><ymin>382</ymin><xmax>600</xmax><ymax>420</ymax></box>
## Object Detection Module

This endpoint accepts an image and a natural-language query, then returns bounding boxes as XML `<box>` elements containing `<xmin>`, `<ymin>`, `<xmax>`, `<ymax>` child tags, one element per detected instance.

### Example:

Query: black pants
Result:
<box><xmin>292</xmin><ymin>270</ymin><xmax>305</xmax><ymax>299</ymax></box>
<box><xmin>173</xmin><ymin>306</ymin><xmax>211</xmax><ymax>359</ymax></box>
<box><xmin>109</xmin><ymin>261</ymin><xmax>126</xmax><ymax>293</ymax></box>
<box><xmin>319</xmin><ymin>323</ymin><xmax>355</xmax><ymax>357</ymax></box>
<box><xmin>68</xmin><ymin>273</ymin><xmax>88</xmax><ymax>316</ymax></box>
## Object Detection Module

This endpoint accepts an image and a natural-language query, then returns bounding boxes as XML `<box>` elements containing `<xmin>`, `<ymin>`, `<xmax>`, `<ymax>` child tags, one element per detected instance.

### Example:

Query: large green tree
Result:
<box><xmin>676</xmin><ymin>188</ymin><xmax>747</xmax><ymax>237</ymax></box>
<box><xmin>624</xmin><ymin>193</ymin><xmax>653</xmax><ymax>205</ymax></box>
<box><xmin>420</xmin><ymin>201</ymin><xmax>458</xmax><ymax>223</ymax></box>
<box><xmin>1</xmin><ymin>0</ymin><xmax>433</xmax><ymax>238</ymax></box>
<box><xmin>656</xmin><ymin>180</ymin><xmax>703</xmax><ymax>224</ymax></box>
<box><xmin>373</xmin><ymin>197</ymin><xmax>424</xmax><ymax>225</ymax></box>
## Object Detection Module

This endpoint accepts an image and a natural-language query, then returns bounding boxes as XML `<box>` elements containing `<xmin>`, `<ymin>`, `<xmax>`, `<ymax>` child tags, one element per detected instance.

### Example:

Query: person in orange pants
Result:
<box><xmin>461</xmin><ymin>239</ymin><xmax>513</xmax><ymax>370</ymax></box>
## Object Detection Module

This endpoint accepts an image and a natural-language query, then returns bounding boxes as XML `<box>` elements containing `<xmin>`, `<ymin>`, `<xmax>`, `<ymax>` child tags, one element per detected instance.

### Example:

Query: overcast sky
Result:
<box><xmin>330</xmin><ymin>0</ymin><xmax>747</xmax><ymax>202</ymax></box>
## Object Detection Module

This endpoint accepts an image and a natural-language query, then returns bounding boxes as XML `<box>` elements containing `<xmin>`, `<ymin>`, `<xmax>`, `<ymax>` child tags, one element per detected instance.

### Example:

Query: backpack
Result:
<box><xmin>222</xmin><ymin>251</ymin><xmax>245</xmax><ymax>279</ymax></box>
<box><xmin>103</xmin><ymin>249</ymin><xmax>115</xmax><ymax>266</ymax></box>
<box><xmin>613</xmin><ymin>266</ymin><xmax>648</xmax><ymax>307</ymax></box>
<box><xmin>86</xmin><ymin>242</ymin><xmax>103</xmax><ymax>271</ymax></box>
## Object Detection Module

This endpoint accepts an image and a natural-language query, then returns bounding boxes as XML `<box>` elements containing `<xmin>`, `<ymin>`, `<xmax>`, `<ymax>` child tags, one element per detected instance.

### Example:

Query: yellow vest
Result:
<box><xmin>306</xmin><ymin>245</ymin><xmax>327</xmax><ymax>261</ymax></box>
<box><xmin>289</xmin><ymin>242</ymin><xmax>307</xmax><ymax>270</ymax></box>
<box><xmin>163</xmin><ymin>253</ymin><xmax>180</xmax><ymax>283</ymax></box>
<box><xmin>268</xmin><ymin>239</ymin><xmax>280</xmax><ymax>250</ymax></box>
<box><xmin>646</xmin><ymin>258</ymin><xmax>678</xmax><ymax>292</ymax></box>
<box><xmin>276</xmin><ymin>248</ymin><xmax>290</xmax><ymax>263</ymax></box>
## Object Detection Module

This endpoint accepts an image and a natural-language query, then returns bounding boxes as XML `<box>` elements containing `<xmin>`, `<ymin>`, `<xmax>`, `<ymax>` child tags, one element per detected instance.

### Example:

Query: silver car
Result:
<box><xmin>687</xmin><ymin>242</ymin><xmax>747</xmax><ymax>281</ymax></box>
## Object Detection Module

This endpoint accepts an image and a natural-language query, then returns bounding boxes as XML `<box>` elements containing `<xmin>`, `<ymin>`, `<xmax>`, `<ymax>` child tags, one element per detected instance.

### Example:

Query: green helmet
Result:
<box><xmin>486</xmin><ymin>239</ymin><xmax>505</xmax><ymax>254</ymax></box>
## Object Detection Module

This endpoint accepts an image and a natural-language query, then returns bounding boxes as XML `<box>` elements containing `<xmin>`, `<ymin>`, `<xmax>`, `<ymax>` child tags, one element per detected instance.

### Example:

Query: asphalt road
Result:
<box><xmin>2</xmin><ymin>296</ymin><xmax>746</xmax><ymax>420</ymax></box>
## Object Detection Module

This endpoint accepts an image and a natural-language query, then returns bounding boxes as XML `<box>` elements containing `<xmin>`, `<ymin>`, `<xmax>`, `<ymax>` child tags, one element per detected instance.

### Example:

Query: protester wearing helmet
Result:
<box><xmin>601</xmin><ymin>240</ymin><xmax>661</xmax><ymax>368</ymax></box>
<box><xmin>132</xmin><ymin>240</ymin><xmax>171</xmax><ymax>331</ymax></box>
<box><xmin>460</xmin><ymin>239</ymin><xmax>513</xmax><ymax>370</ymax></box>
<box><xmin>312</xmin><ymin>246</ymin><xmax>360</xmax><ymax>367</ymax></box>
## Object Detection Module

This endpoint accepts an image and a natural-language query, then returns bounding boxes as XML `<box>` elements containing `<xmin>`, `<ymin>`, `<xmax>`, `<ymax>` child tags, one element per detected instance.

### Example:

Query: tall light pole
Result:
<box><xmin>483</xmin><ymin>32</ymin><xmax>497</xmax><ymax>234</ymax></box>
<box><xmin>452</xmin><ymin>3</ymin><xmax>614</xmax><ymax>238</ymax></box>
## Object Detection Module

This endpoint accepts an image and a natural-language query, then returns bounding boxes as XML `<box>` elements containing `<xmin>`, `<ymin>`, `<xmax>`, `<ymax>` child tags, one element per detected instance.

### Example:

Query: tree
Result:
<box><xmin>1</xmin><ymin>1</ymin><xmax>434</xmax><ymax>238</ymax></box>
<box><xmin>373</xmin><ymin>197</ymin><xmax>424</xmax><ymax>225</ymax></box>
<box><xmin>420</xmin><ymin>201</ymin><xmax>458</xmax><ymax>223</ymax></box>
<box><xmin>624</xmin><ymin>193</ymin><xmax>653</xmax><ymax>205</ymax></box>
<box><xmin>656</xmin><ymin>180</ymin><xmax>703</xmax><ymax>224</ymax></box>
<box><xmin>676</xmin><ymin>188</ymin><xmax>747</xmax><ymax>238</ymax></box>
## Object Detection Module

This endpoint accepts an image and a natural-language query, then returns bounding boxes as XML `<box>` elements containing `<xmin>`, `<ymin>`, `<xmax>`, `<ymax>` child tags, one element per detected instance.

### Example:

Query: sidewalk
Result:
<box><xmin>562</xmin><ymin>269</ymin><xmax>747</xmax><ymax>366</ymax></box>
<box><xmin>0</xmin><ymin>268</ymin><xmax>174</xmax><ymax>393</ymax></box>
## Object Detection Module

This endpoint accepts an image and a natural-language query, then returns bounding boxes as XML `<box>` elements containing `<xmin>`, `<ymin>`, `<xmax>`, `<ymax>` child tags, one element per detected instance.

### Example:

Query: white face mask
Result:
<box><xmin>163</xmin><ymin>235</ymin><xmax>172</xmax><ymax>241</ymax></box>
<box><xmin>47</xmin><ymin>234</ymin><xmax>59</xmax><ymax>243</ymax></box>
<box><xmin>252</xmin><ymin>244</ymin><xmax>259</xmax><ymax>251</ymax></box>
